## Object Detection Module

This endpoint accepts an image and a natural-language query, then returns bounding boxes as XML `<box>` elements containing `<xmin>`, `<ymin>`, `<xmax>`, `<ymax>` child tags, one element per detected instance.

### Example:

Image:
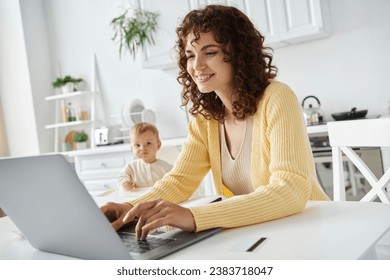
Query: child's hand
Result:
<box><xmin>122</xmin><ymin>180</ymin><xmax>135</xmax><ymax>191</ymax></box>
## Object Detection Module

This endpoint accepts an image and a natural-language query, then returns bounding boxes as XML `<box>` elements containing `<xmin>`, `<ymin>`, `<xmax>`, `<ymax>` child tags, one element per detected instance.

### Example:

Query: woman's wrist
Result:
<box><xmin>123</xmin><ymin>202</ymin><xmax>134</xmax><ymax>208</ymax></box>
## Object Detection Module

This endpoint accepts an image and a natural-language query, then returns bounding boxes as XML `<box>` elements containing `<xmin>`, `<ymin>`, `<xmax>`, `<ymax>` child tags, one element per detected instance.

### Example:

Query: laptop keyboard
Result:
<box><xmin>118</xmin><ymin>232</ymin><xmax>175</xmax><ymax>255</ymax></box>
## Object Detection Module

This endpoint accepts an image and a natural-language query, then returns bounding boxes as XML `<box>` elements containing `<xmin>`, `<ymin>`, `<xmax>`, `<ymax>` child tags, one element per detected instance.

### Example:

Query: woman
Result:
<box><xmin>101</xmin><ymin>5</ymin><xmax>329</xmax><ymax>240</ymax></box>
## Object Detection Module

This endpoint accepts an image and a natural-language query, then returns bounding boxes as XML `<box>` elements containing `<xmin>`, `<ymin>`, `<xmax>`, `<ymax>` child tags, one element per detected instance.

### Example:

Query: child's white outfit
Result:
<box><xmin>117</xmin><ymin>159</ymin><xmax>172</xmax><ymax>189</ymax></box>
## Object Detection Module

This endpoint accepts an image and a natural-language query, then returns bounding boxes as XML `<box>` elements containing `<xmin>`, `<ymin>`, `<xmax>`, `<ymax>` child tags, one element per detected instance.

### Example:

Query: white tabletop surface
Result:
<box><xmin>1</xmin><ymin>199</ymin><xmax>389</xmax><ymax>260</ymax></box>
<box><xmin>305</xmin><ymin>114</ymin><xmax>389</xmax><ymax>136</ymax></box>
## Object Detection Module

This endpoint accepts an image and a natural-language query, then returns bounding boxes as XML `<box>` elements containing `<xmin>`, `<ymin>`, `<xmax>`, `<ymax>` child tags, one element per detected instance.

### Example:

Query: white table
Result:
<box><xmin>1</xmin><ymin>200</ymin><xmax>389</xmax><ymax>260</ymax></box>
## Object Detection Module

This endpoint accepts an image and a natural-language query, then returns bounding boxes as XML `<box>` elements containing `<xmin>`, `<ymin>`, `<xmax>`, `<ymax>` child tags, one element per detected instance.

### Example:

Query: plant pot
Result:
<box><xmin>74</xmin><ymin>142</ymin><xmax>87</xmax><ymax>150</ymax></box>
<box><xmin>61</xmin><ymin>83</ymin><xmax>75</xmax><ymax>94</ymax></box>
<box><xmin>62</xmin><ymin>142</ymin><xmax>72</xmax><ymax>152</ymax></box>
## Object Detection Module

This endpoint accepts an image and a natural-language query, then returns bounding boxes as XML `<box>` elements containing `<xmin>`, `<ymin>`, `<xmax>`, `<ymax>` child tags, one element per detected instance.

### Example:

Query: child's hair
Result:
<box><xmin>130</xmin><ymin>122</ymin><xmax>161</xmax><ymax>144</ymax></box>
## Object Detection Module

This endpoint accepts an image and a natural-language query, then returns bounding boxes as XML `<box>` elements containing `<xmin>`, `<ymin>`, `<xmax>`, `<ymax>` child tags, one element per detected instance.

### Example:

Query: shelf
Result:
<box><xmin>45</xmin><ymin>120</ymin><xmax>93</xmax><ymax>129</ymax></box>
<box><xmin>46</xmin><ymin>54</ymin><xmax>98</xmax><ymax>153</ymax></box>
<box><xmin>45</xmin><ymin>91</ymin><xmax>95</xmax><ymax>101</ymax></box>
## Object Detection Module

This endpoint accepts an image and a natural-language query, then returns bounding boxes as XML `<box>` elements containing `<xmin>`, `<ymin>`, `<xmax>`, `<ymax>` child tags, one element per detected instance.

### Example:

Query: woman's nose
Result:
<box><xmin>193</xmin><ymin>57</ymin><xmax>207</xmax><ymax>70</ymax></box>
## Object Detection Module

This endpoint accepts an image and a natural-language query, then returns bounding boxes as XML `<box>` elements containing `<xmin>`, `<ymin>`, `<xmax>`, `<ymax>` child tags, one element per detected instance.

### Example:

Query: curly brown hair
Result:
<box><xmin>176</xmin><ymin>5</ymin><xmax>277</xmax><ymax>122</ymax></box>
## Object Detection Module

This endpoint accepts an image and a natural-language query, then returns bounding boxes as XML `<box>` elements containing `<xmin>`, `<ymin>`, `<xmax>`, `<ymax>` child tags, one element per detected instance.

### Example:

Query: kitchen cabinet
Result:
<box><xmin>211</xmin><ymin>0</ymin><xmax>331</xmax><ymax>47</ymax></box>
<box><xmin>138</xmin><ymin>0</ymin><xmax>331</xmax><ymax>69</ymax></box>
<box><xmin>73</xmin><ymin>150</ymin><xmax>136</xmax><ymax>193</ymax></box>
<box><xmin>274</xmin><ymin>0</ymin><xmax>331</xmax><ymax>44</ymax></box>
<box><xmin>236</xmin><ymin>0</ymin><xmax>282</xmax><ymax>45</ymax></box>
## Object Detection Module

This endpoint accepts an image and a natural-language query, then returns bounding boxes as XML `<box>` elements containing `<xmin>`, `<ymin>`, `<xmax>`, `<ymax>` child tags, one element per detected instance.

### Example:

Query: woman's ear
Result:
<box><xmin>157</xmin><ymin>141</ymin><xmax>161</xmax><ymax>149</ymax></box>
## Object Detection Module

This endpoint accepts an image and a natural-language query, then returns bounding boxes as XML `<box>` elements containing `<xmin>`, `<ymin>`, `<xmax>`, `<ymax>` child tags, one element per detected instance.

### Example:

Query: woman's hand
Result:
<box><xmin>123</xmin><ymin>199</ymin><xmax>196</xmax><ymax>240</ymax></box>
<box><xmin>100</xmin><ymin>201</ymin><xmax>133</xmax><ymax>231</ymax></box>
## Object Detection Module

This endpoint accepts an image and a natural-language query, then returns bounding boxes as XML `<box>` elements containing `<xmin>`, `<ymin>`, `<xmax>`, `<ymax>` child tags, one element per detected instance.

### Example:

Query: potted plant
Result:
<box><xmin>52</xmin><ymin>75</ymin><xmax>83</xmax><ymax>93</ymax></box>
<box><xmin>72</xmin><ymin>130</ymin><xmax>88</xmax><ymax>150</ymax></box>
<box><xmin>111</xmin><ymin>7</ymin><xmax>159</xmax><ymax>60</ymax></box>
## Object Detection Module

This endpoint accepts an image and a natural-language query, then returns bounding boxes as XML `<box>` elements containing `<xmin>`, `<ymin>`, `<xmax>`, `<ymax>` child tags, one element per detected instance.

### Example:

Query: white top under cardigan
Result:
<box><xmin>220</xmin><ymin>116</ymin><xmax>254</xmax><ymax>195</ymax></box>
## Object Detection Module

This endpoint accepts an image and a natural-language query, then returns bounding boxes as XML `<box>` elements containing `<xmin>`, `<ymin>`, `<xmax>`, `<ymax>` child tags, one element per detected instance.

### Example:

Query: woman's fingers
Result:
<box><xmin>125</xmin><ymin>200</ymin><xmax>196</xmax><ymax>240</ymax></box>
<box><xmin>111</xmin><ymin>217</ymin><xmax>124</xmax><ymax>231</ymax></box>
<box><xmin>123</xmin><ymin>199</ymin><xmax>161</xmax><ymax>224</ymax></box>
<box><xmin>100</xmin><ymin>202</ymin><xmax>121</xmax><ymax>222</ymax></box>
<box><xmin>100</xmin><ymin>202</ymin><xmax>133</xmax><ymax>231</ymax></box>
<box><xmin>139</xmin><ymin>216</ymin><xmax>168</xmax><ymax>240</ymax></box>
<box><xmin>134</xmin><ymin>204</ymin><xmax>164</xmax><ymax>239</ymax></box>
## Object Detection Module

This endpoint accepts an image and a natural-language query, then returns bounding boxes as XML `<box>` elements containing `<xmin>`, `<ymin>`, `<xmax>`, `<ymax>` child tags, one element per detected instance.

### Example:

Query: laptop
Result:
<box><xmin>0</xmin><ymin>154</ymin><xmax>221</xmax><ymax>260</ymax></box>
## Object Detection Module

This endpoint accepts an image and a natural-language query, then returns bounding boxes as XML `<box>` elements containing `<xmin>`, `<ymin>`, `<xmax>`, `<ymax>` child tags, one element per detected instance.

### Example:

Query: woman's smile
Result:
<box><xmin>195</xmin><ymin>73</ymin><xmax>215</xmax><ymax>82</ymax></box>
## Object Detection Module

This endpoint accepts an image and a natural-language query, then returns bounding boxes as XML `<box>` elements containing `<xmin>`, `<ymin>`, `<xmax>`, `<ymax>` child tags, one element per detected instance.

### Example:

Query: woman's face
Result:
<box><xmin>185</xmin><ymin>32</ymin><xmax>233</xmax><ymax>95</ymax></box>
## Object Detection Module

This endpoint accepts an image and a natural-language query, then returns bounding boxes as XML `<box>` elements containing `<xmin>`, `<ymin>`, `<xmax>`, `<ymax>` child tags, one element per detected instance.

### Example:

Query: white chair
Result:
<box><xmin>327</xmin><ymin>118</ymin><xmax>390</xmax><ymax>203</ymax></box>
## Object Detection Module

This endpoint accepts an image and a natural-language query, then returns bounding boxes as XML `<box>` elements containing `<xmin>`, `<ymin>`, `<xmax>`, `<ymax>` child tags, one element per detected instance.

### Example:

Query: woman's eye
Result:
<box><xmin>186</xmin><ymin>55</ymin><xmax>194</xmax><ymax>60</ymax></box>
<box><xmin>206</xmin><ymin>51</ymin><xmax>217</xmax><ymax>56</ymax></box>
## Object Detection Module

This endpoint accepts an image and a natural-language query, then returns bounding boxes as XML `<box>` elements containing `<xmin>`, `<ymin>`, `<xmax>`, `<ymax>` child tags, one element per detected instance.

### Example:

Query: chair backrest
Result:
<box><xmin>327</xmin><ymin>118</ymin><xmax>390</xmax><ymax>203</ymax></box>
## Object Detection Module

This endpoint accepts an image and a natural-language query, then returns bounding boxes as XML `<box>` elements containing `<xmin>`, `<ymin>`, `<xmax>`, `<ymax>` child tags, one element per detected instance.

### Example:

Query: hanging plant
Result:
<box><xmin>111</xmin><ymin>7</ymin><xmax>159</xmax><ymax>60</ymax></box>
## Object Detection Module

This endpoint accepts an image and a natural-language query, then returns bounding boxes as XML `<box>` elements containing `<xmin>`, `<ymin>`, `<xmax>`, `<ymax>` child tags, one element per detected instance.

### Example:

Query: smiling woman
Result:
<box><xmin>101</xmin><ymin>5</ymin><xmax>329</xmax><ymax>241</ymax></box>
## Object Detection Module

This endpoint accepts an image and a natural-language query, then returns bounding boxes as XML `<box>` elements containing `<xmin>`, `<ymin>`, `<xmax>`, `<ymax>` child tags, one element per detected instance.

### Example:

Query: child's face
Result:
<box><xmin>130</xmin><ymin>130</ymin><xmax>160</xmax><ymax>163</ymax></box>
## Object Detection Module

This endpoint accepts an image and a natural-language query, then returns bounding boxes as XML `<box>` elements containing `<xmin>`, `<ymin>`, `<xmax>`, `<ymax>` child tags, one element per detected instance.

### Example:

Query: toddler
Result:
<box><xmin>117</xmin><ymin>122</ymin><xmax>172</xmax><ymax>190</ymax></box>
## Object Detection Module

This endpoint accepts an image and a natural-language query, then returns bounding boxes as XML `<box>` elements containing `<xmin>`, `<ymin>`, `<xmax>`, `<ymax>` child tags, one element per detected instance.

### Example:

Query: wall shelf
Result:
<box><xmin>45</xmin><ymin>120</ymin><xmax>93</xmax><ymax>129</ymax></box>
<box><xmin>44</xmin><ymin>54</ymin><xmax>98</xmax><ymax>152</ymax></box>
<box><xmin>45</xmin><ymin>91</ymin><xmax>95</xmax><ymax>101</ymax></box>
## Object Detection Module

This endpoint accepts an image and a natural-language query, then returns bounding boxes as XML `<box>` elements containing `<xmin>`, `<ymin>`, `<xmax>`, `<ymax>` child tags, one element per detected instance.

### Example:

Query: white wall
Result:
<box><xmin>0</xmin><ymin>0</ymin><xmax>40</xmax><ymax>156</ymax></box>
<box><xmin>20</xmin><ymin>0</ymin><xmax>54</xmax><ymax>154</ymax></box>
<box><xmin>1</xmin><ymin>0</ymin><xmax>390</xmax><ymax>156</ymax></box>
<box><xmin>42</xmin><ymin>0</ymin><xmax>187</xmax><ymax>142</ymax></box>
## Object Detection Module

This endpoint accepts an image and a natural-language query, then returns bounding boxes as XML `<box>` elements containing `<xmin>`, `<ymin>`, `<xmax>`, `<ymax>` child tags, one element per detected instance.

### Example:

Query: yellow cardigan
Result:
<box><xmin>130</xmin><ymin>81</ymin><xmax>330</xmax><ymax>231</ymax></box>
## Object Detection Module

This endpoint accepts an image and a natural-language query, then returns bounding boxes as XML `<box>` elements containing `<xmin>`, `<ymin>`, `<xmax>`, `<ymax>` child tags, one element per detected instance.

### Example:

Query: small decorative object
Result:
<box><xmin>73</xmin><ymin>130</ymin><xmax>88</xmax><ymax>150</ymax></box>
<box><xmin>78</xmin><ymin>106</ymin><xmax>89</xmax><ymax>121</ymax></box>
<box><xmin>63</xmin><ymin>130</ymin><xmax>78</xmax><ymax>152</ymax></box>
<box><xmin>111</xmin><ymin>6</ymin><xmax>159</xmax><ymax>60</ymax></box>
<box><xmin>65</xmin><ymin>102</ymin><xmax>77</xmax><ymax>122</ymax></box>
<box><xmin>52</xmin><ymin>75</ymin><xmax>83</xmax><ymax>93</ymax></box>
